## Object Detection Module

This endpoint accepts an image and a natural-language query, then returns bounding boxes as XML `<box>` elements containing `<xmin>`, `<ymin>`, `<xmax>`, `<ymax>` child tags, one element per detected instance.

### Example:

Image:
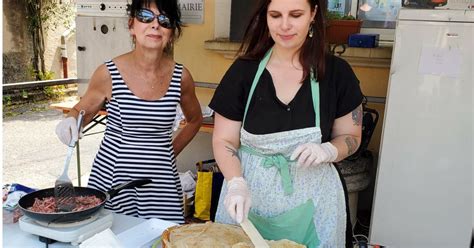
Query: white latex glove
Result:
<box><xmin>224</xmin><ymin>177</ymin><xmax>251</xmax><ymax>224</ymax></box>
<box><xmin>290</xmin><ymin>142</ymin><xmax>338</xmax><ymax>169</ymax></box>
<box><xmin>55</xmin><ymin>116</ymin><xmax>82</xmax><ymax>146</ymax></box>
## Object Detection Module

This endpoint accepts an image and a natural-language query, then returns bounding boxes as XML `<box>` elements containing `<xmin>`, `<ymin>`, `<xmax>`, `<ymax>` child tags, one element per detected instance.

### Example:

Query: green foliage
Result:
<box><xmin>29</xmin><ymin>69</ymin><xmax>55</xmax><ymax>81</ymax></box>
<box><xmin>24</xmin><ymin>0</ymin><xmax>75</xmax><ymax>32</ymax></box>
<box><xmin>3</xmin><ymin>111</ymin><xmax>17</xmax><ymax>118</ymax></box>
<box><xmin>3</xmin><ymin>95</ymin><xmax>12</xmax><ymax>106</ymax></box>
<box><xmin>3</xmin><ymin>99</ymin><xmax>50</xmax><ymax>118</ymax></box>
<box><xmin>23</xmin><ymin>0</ymin><xmax>75</xmax><ymax>78</ymax></box>
<box><xmin>27</xmin><ymin>65</ymin><xmax>37</xmax><ymax>81</ymax></box>
<box><xmin>43</xmin><ymin>85</ymin><xmax>66</xmax><ymax>99</ymax></box>
<box><xmin>21</xmin><ymin>90</ymin><xmax>29</xmax><ymax>99</ymax></box>
<box><xmin>38</xmin><ymin>71</ymin><xmax>55</xmax><ymax>80</ymax></box>
<box><xmin>42</xmin><ymin>1</ymin><xmax>75</xmax><ymax>31</ymax></box>
<box><xmin>326</xmin><ymin>11</ymin><xmax>357</xmax><ymax>20</ymax></box>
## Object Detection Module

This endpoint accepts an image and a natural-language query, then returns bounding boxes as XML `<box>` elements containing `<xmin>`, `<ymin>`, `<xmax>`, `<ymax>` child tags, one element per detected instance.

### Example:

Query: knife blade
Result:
<box><xmin>240</xmin><ymin>218</ymin><xmax>270</xmax><ymax>248</ymax></box>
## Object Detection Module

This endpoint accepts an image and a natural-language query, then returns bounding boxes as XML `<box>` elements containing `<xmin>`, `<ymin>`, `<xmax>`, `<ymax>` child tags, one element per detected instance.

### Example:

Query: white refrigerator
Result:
<box><xmin>76</xmin><ymin>0</ymin><xmax>133</xmax><ymax>96</ymax></box>
<box><xmin>369</xmin><ymin>8</ymin><xmax>473</xmax><ymax>247</ymax></box>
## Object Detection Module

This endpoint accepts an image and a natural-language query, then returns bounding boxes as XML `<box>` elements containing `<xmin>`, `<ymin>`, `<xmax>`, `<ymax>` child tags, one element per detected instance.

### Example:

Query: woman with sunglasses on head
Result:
<box><xmin>209</xmin><ymin>0</ymin><xmax>363</xmax><ymax>246</ymax></box>
<box><xmin>55</xmin><ymin>0</ymin><xmax>202</xmax><ymax>223</ymax></box>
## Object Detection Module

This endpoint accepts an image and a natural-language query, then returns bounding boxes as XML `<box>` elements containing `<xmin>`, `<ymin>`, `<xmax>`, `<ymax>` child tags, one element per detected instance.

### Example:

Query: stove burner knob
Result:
<box><xmin>101</xmin><ymin>25</ymin><xmax>109</xmax><ymax>34</ymax></box>
<box><xmin>99</xmin><ymin>3</ymin><xmax>106</xmax><ymax>11</ymax></box>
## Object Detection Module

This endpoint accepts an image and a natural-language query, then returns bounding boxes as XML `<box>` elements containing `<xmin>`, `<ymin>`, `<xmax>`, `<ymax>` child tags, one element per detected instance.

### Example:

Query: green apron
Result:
<box><xmin>215</xmin><ymin>48</ymin><xmax>347</xmax><ymax>247</ymax></box>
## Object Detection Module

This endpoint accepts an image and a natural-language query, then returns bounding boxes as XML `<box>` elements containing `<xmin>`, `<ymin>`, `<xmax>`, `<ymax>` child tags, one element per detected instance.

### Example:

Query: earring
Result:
<box><xmin>308</xmin><ymin>23</ymin><xmax>314</xmax><ymax>38</ymax></box>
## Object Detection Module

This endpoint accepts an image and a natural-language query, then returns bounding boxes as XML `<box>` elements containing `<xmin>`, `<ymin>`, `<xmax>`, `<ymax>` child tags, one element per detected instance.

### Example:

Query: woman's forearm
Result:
<box><xmin>213</xmin><ymin>139</ymin><xmax>242</xmax><ymax>180</ymax></box>
<box><xmin>172</xmin><ymin>116</ymin><xmax>202</xmax><ymax>156</ymax></box>
<box><xmin>329</xmin><ymin>134</ymin><xmax>361</xmax><ymax>162</ymax></box>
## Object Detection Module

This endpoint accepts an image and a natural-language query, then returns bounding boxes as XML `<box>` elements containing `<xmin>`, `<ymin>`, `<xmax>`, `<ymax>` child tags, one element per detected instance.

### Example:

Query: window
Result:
<box><xmin>220</xmin><ymin>0</ymin><xmax>399</xmax><ymax>43</ymax></box>
<box><xmin>328</xmin><ymin>0</ymin><xmax>401</xmax><ymax>42</ymax></box>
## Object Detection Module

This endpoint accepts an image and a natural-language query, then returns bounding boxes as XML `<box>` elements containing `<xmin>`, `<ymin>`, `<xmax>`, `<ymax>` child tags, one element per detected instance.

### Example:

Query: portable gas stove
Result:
<box><xmin>19</xmin><ymin>209</ymin><xmax>113</xmax><ymax>246</ymax></box>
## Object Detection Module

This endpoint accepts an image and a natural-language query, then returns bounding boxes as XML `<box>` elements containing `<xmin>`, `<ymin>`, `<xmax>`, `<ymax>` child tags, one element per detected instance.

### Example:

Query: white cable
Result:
<box><xmin>354</xmin><ymin>234</ymin><xmax>369</xmax><ymax>242</ymax></box>
<box><xmin>353</xmin><ymin>217</ymin><xmax>370</xmax><ymax>246</ymax></box>
<box><xmin>357</xmin><ymin>217</ymin><xmax>370</xmax><ymax>229</ymax></box>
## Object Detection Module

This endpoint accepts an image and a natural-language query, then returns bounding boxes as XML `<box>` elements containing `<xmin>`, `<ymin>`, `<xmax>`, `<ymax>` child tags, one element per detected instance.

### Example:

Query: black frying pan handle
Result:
<box><xmin>107</xmin><ymin>179</ymin><xmax>152</xmax><ymax>198</ymax></box>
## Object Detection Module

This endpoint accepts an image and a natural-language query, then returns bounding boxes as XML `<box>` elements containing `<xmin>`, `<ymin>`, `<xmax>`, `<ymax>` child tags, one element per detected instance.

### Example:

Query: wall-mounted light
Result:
<box><xmin>359</xmin><ymin>3</ymin><xmax>372</xmax><ymax>11</ymax></box>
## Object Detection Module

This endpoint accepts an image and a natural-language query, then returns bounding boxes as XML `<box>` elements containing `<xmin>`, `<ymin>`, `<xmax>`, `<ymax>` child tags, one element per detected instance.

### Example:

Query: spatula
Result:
<box><xmin>54</xmin><ymin>110</ymin><xmax>85</xmax><ymax>212</ymax></box>
<box><xmin>240</xmin><ymin>218</ymin><xmax>270</xmax><ymax>248</ymax></box>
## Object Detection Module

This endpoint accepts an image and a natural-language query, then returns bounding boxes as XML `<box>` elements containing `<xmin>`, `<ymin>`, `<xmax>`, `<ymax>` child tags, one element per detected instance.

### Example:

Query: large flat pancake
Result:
<box><xmin>162</xmin><ymin>222</ymin><xmax>306</xmax><ymax>248</ymax></box>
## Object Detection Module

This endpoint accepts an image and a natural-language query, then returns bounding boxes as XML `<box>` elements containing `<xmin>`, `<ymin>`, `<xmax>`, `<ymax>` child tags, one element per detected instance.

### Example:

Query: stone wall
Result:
<box><xmin>2</xmin><ymin>0</ymin><xmax>32</xmax><ymax>84</ymax></box>
<box><xmin>2</xmin><ymin>0</ymin><xmax>77</xmax><ymax>84</ymax></box>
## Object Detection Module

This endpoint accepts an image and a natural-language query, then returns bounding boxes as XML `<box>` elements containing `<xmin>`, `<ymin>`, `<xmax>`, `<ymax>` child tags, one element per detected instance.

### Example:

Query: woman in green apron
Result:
<box><xmin>209</xmin><ymin>0</ymin><xmax>363</xmax><ymax>247</ymax></box>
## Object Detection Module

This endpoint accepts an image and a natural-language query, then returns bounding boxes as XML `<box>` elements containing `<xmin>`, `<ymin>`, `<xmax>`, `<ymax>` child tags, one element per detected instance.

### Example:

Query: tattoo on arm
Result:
<box><xmin>345</xmin><ymin>136</ymin><xmax>358</xmax><ymax>156</ymax></box>
<box><xmin>352</xmin><ymin>106</ymin><xmax>363</xmax><ymax>126</ymax></box>
<box><xmin>225</xmin><ymin>146</ymin><xmax>240</xmax><ymax>160</ymax></box>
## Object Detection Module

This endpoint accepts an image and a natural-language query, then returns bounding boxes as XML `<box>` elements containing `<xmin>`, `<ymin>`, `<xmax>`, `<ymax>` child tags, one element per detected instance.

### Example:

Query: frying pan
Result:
<box><xmin>18</xmin><ymin>179</ymin><xmax>151</xmax><ymax>223</ymax></box>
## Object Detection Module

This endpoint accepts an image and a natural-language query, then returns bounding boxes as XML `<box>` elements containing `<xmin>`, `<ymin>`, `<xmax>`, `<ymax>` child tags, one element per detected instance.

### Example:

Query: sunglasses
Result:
<box><xmin>135</xmin><ymin>8</ymin><xmax>174</xmax><ymax>29</ymax></box>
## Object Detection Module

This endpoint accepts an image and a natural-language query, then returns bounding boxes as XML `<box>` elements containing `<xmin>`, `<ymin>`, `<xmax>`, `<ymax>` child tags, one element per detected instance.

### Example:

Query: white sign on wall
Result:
<box><xmin>178</xmin><ymin>0</ymin><xmax>204</xmax><ymax>24</ymax></box>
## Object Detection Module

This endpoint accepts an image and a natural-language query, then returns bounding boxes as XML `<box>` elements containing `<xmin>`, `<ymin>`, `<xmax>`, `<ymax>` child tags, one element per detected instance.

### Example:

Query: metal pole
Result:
<box><xmin>76</xmin><ymin>141</ymin><xmax>81</xmax><ymax>187</ymax></box>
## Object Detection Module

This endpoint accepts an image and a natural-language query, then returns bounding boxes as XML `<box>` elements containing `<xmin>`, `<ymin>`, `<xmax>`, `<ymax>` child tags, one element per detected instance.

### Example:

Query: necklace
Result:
<box><xmin>148</xmin><ymin>78</ymin><xmax>163</xmax><ymax>89</ymax></box>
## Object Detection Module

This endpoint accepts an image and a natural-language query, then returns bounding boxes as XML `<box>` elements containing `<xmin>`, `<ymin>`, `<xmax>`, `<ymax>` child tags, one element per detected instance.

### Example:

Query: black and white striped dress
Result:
<box><xmin>87</xmin><ymin>60</ymin><xmax>185</xmax><ymax>223</ymax></box>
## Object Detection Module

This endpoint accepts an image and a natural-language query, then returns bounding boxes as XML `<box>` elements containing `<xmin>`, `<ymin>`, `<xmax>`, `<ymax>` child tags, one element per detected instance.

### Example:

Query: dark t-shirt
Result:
<box><xmin>209</xmin><ymin>55</ymin><xmax>363</xmax><ymax>142</ymax></box>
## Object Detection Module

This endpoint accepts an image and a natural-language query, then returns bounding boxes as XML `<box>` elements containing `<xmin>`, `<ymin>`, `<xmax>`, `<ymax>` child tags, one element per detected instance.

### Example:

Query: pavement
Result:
<box><xmin>2</xmin><ymin>96</ymin><xmax>215</xmax><ymax>190</ymax></box>
<box><xmin>2</xmin><ymin>97</ymin><xmax>104</xmax><ymax>189</ymax></box>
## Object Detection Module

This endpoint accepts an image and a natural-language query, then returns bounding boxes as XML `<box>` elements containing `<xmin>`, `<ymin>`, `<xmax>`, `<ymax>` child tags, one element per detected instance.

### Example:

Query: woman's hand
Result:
<box><xmin>224</xmin><ymin>177</ymin><xmax>251</xmax><ymax>224</ymax></box>
<box><xmin>290</xmin><ymin>142</ymin><xmax>338</xmax><ymax>168</ymax></box>
<box><xmin>291</xmin><ymin>104</ymin><xmax>363</xmax><ymax>167</ymax></box>
<box><xmin>55</xmin><ymin>116</ymin><xmax>81</xmax><ymax>146</ymax></box>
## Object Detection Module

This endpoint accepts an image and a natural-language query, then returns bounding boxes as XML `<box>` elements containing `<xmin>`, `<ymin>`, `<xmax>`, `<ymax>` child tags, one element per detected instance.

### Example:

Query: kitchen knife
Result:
<box><xmin>240</xmin><ymin>218</ymin><xmax>270</xmax><ymax>248</ymax></box>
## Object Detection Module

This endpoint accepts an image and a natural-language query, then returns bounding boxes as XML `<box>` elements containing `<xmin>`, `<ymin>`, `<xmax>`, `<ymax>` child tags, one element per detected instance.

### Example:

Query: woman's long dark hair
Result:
<box><xmin>238</xmin><ymin>0</ymin><xmax>327</xmax><ymax>81</ymax></box>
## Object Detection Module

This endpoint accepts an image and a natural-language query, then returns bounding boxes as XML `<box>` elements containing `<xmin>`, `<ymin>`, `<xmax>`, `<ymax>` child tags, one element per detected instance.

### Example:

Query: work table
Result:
<box><xmin>3</xmin><ymin>213</ymin><xmax>152</xmax><ymax>248</ymax></box>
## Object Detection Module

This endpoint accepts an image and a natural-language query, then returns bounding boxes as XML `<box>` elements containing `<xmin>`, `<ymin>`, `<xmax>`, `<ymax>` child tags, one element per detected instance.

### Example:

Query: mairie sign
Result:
<box><xmin>178</xmin><ymin>0</ymin><xmax>204</xmax><ymax>24</ymax></box>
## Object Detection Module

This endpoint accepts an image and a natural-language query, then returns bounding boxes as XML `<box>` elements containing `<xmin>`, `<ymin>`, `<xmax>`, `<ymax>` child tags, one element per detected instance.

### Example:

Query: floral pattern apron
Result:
<box><xmin>215</xmin><ymin>48</ymin><xmax>346</xmax><ymax>247</ymax></box>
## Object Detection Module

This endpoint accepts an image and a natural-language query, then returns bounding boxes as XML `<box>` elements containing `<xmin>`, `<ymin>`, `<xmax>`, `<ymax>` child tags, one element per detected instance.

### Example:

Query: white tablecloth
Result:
<box><xmin>3</xmin><ymin>213</ymin><xmax>153</xmax><ymax>248</ymax></box>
